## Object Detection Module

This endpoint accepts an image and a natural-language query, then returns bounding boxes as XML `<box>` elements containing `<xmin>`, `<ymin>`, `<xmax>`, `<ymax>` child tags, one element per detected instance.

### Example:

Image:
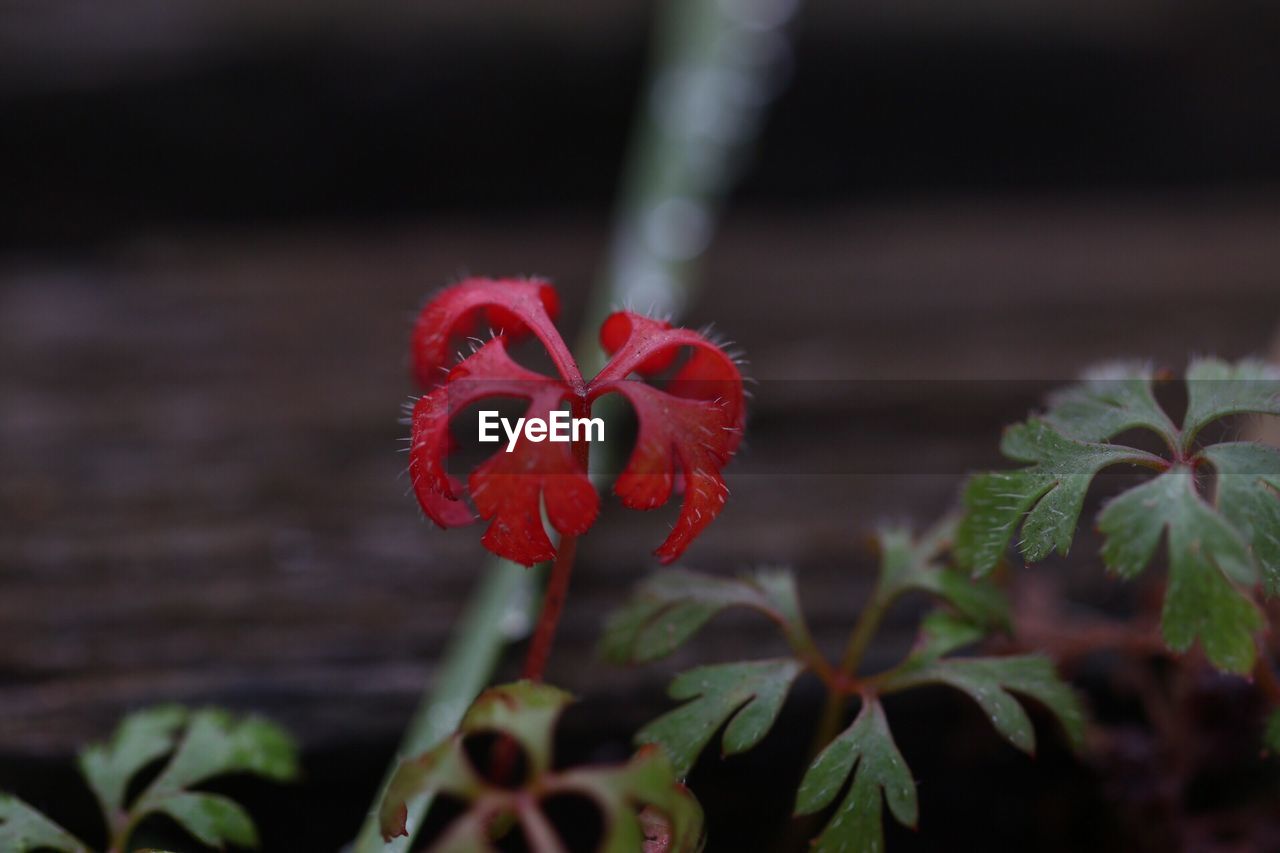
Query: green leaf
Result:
<box><xmin>1043</xmin><ymin>362</ymin><xmax>1175</xmax><ymax>443</ymax></box>
<box><xmin>377</xmin><ymin>735</ymin><xmax>483</xmax><ymax>841</ymax></box>
<box><xmin>601</xmin><ymin>567</ymin><xmax>816</xmax><ymax>664</ymax></box>
<box><xmin>558</xmin><ymin>747</ymin><xmax>704</xmax><ymax>853</ymax></box>
<box><xmin>146</xmin><ymin>710</ymin><xmax>299</xmax><ymax>795</ymax></box>
<box><xmin>637</xmin><ymin>658</ymin><xmax>803</xmax><ymax>777</ymax></box>
<box><xmin>1099</xmin><ymin>466</ymin><xmax>1263</xmax><ymax>673</ymax></box>
<box><xmin>8</xmin><ymin>706</ymin><xmax>294</xmax><ymax>853</ymax></box>
<box><xmin>794</xmin><ymin>698</ymin><xmax>917</xmax><ymax>853</ymax></box>
<box><xmin>129</xmin><ymin>710</ymin><xmax>299</xmax><ymax>851</ymax></box>
<box><xmin>1182</xmin><ymin>357</ymin><xmax>1280</xmax><ymax>448</ymax></box>
<box><xmin>379</xmin><ymin>683</ymin><xmax>569</xmax><ymax>840</ymax></box>
<box><xmin>0</xmin><ymin>795</ymin><xmax>88</xmax><ymax>853</ymax></box>
<box><xmin>149</xmin><ymin>792</ymin><xmax>258</xmax><ymax>849</ymax></box>
<box><xmin>958</xmin><ymin>360</ymin><xmax>1280</xmax><ymax>673</ymax></box>
<box><xmin>379</xmin><ymin>681</ymin><xmax>703</xmax><ymax>852</ymax></box>
<box><xmin>912</xmin><ymin>611</ymin><xmax>987</xmax><ymax>661</ymax></box>
<box><xmin>1265</xmin><ymin>709</ymin><xmax>1280</xmax><ymax>755</ymax></box>
<box><xmin>875</xmin><ymin>519</ymin><xmax>1009</xmax><ymax>630</ymax></box>
<box><xmin>459</xmin><ymin>681</ymin><xmax>572</xmax><ymax>776</ymax></box>
<box><xmin>1203</xmin><ymin>442</ymin><xmax>1280</xmax><ymax>595</ymax></box>
<box><xmin>78</xmin><ymin>705</ymin><xmax>189</xmax><ymax>825</ymax></box>
<box><xmin>955</xmin><ymin>419</ymin><xmax>1158</xmax><ymax>575</ymax></box>
<box><xmin>876</xmin><ymin>517</ymin><xmax>954</xmax><ymax>592</ymax></box>
<box><xmin>884</xmin><ymin>654</ymin><xmax>1085</xmax><ymax>754</ymax></box>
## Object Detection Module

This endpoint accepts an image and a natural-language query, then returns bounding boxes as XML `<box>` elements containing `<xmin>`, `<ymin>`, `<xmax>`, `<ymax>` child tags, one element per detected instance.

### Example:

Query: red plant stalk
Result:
<box><xmin>522</xmin><ymin>400</ymin><xmax>592</xmax><ymax>682</ymax></box>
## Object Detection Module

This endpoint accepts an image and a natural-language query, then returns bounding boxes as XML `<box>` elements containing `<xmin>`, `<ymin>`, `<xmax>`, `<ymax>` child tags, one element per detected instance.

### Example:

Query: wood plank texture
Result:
<box><xmin>3</xmin><ymin>199</ymin><xmax>1278</xmax><ymax>759</ymax></box>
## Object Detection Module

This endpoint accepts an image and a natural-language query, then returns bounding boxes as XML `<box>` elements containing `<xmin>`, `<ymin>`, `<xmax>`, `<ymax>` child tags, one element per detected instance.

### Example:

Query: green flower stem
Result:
<box><xmin>809</xmin><ymin>584</ymin><xmax>896</xmax><ymax>755</ymax></box>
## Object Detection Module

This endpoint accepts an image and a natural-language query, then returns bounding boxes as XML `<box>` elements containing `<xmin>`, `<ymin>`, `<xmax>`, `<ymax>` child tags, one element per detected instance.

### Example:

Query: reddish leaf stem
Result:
<box><xmin>522</xmin><ymin>532</ymin><xmax>580</xmax><ymax>682</ymax></box>
<box><xmin>521</xmin><ymin>399</ymin><xmax>593</xmax><ymax>682</ymax></box>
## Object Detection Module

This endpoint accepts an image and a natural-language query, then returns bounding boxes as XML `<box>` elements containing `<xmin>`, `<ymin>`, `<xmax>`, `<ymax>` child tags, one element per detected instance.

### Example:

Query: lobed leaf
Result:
<box><xmin>0</xmin><ymin>795</ymin><xmax>88</xmax><ymax>853</ymax></box>
<box><xmin>955</xmin><ymin>419</ymin><xmax>1158</xmax><ymax>576</ymax></box>
<box><xmin>78</xmin><ymin>704</ymin><xmax>188</xmax><ymax>828</ymax></box>
<box><xmin>956</xmin><ymin>358</ymin><xmax>1280</xmax><ymax>674</ymax></box>
<box><xmin>876</xmin><ymin>519</ymin><xmax>1009</xmax><ymax>629</ymax></box>
<box><xmin>379</xmin><ymin>681</ymin><xmax>703</xmax><ymax>852</ymax></box>
<box><xmin>1042</xmin><ymin>362</ymin><xmax>1175</xmax><ymax>443</ymax></box>
<box><xmin>145</xmin><ymin>710</ymin><xmax>299</xmax><ymax>794</ymax></box>
<box><xmin>636</xmin><ymin>659</ymin><xmax>804</xmax><ymax>777</ymax></box>
<box><xmin>377</xmin><ymin>738</ymin><xmax>483</xmax><ymax>841</ymax></box>
<box><xmin>794</xmin><ymin>699</ymin><xmax>917</xmax><ymax>853</ymax></box>
<box><xmin>130</xmin><ymin>710</ymin><xmax>299</xmax><ymax>851</ymax></box>
<box><xmin>149</xmin><ymin>793</ymin><xmax>258</xmax><ymax>849</ymax></box>
<box><xmin>460</xmin><ymin>681</ymin><xmax>572</xmax><ymax>775</ymax></box>
<box><xmin>1181</xmin><ymin>357</ymin><xmax>1280</xmax><ymax>449</ymax></box>
<box><xmin>884</xmin><ymin>654</ymin><xmax>1085</xmax><ymax>754</ymax></box>
<box><xmin>601</xmin><ymin>568</ymin><xmax>815</xmax><ymax>665</ymax></box>
<box><xmin>555</xmin><ymin>747</ymin><xmax>704</xmax><ymax>853</ymax></box>
<box><xmin>1098</xmin><ymin>466</ymin><xmax>1262</xmax><ymax>673</ymax></box>
<box><xmin>8</xmin><ymin>705</ymin><xmax>295</xmax><ymax>853</ymax></box>
<box><xmin>911</xmin><ymin>611</ymin><xmax>987</xmax><ymax>661</ymax></box>
<box><xmin>1203</xmin><ymin>442</ymin><xmax>1280</xmax><ymax>595</ymax></box>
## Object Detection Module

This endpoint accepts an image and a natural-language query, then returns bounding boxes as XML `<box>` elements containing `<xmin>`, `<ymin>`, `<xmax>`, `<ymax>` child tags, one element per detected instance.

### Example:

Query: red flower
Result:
<box><xmin>407</xmin><ymin>277</ymin><xmax>745</xmax><ymax>566</ymax></box>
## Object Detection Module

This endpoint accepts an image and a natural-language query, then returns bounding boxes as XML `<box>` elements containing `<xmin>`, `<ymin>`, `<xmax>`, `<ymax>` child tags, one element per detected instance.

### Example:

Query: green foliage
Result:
<box><xmin>1097</xmin><ymin>467</ymin><xmax>1264</xmax><ymax>672</ymax></box>
<box><xmin>793</xmin><ymin>699</ymin><xmax>916</xmax><ymax>853</ymax></box>
<box><xmin>1204</xmin><ymin>442</ymin><xmax>1280</xmax><ymax>595</ymax></box>
<box><xmin>377</xmin><ymin>681</ymin><xmax>703</xmax><ymax>852</ymax></box>
<box><xmin>637</xmin><ymin>659</ymin><xmax>804</xmax><ymax>777</ymax></box>
<box><xmin>876</xmin><ymin>517</ymin><xmax>1010</xmax><ymax>630</ymax></box>
<box><xmin>0</xmin><ymin>795</ymin><xmax>90</xmax><ymax>853</ymax></box>
<box><xmin>954</xmin><ymin>420</ymin><xmax>1159</xmax><ymax>572</ymax></box>
<box><xmin>604</xmin><ymin>524</ymin><xmax>1081</xmax><ymax>852</ymax></box>
<box><xmin>912</xmin><ymin>611</ymin><xmax>986</xmax><ymax>660</ymax></box>
<box><xmin>884</xmin><ymin>655</ymin><xmax>1085</xmax><ymax>754</ymax></box>
<box><xmin>600</xmin><ymin>566</ymin><xmax>817</xmax><ymax>665</ymax></box>
<box><xmin>1181</xmin><ymin>358</ymin><xmax>1280</xmax><ymax>448</ymax></box>
<box><xmin>1041</xmin><ymin>361</ymin><xmax>1176</xmax><ymax>442</ymax></box>
<box><xmin>956</xmin><ymin>358</ymin><xmax>1280</xmax><ymax>673</ymax></box>
<box><xmin>0</xmin><ymin>706</ymin><xmax>298</xmax><ymax>853</ymax></box>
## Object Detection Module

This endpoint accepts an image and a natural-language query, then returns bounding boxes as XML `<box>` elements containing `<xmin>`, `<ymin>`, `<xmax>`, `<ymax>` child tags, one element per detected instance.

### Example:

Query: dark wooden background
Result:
<box><xmin>3</xmin><ymin>2</ymin><xmax>1280</xmax><ymax>850</ymax></box>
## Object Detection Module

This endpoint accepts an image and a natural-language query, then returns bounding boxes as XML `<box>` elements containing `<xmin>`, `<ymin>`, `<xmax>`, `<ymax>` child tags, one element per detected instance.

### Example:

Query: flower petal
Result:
<box><xmin>604</xmin><ymin>382</ymin><xmax>735</xmax><ymax>563</ymax></box>
<box><xmin>595</xmin><ymin>312</ymin><xmax>745</xmax><ymax>448</ymax></box>
<box><xmin>410</xmin><ymin>277</ymin><xmax>580</xmax><ymax>390</ymax></box>
<box><xmin>470</xmin><ymin>388</ymin><xmax>599</xmax><ymax>566</ymax></box>
<box><xmin>409</xmin><ymin>338</ymin><xmax>579</xmax><ymax>542</ymax></box>
<box><xmin>591</xmin><ymin>311</ymin><xmax>745</xmax><ymax>563</ymax></box>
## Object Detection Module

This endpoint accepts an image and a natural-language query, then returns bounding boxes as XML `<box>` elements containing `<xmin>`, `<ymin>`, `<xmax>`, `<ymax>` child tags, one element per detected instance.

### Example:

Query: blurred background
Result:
<box><xmin>3</xmin><ymin>1</ymin><xmax>1280</xmax><ymax>850</ymax></box>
